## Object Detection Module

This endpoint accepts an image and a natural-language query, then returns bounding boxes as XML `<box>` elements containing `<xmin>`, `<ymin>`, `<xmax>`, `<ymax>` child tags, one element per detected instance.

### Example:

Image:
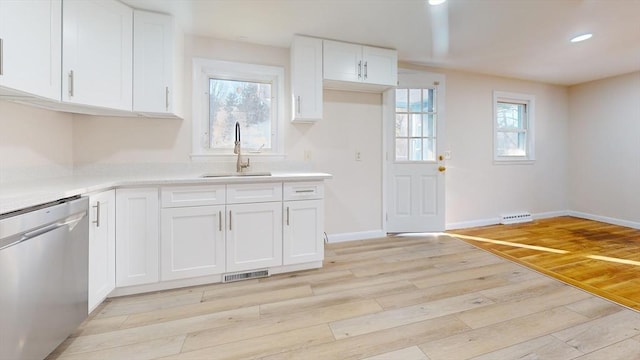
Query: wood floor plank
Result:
<box><xmin>573</xmin><ymin>338</ymin><xmax>640</xmax><ymax>360</ymax></box>
<box><xmin>419</xmin><ymin>307</ymin><xmax>590</xmax><ymax>360</ymax></box>
<box><xmin>50</xmin><ymin>335</ymin><xmax>185</xmax><ymax>360</ymax></box>
<box><xmin>329</xmin><ymin>292</ymin><xmax>493</xmax><ymax>339</ymax></box>
<box><xmin>361</xmin><ymin>346</ymin><xmax>428</xmax><ymax>360</ymax></box>
<box><xmin>468</xmin><ymin>335</ymin><xmax>583</xmax><ymax>360</ymax></box>
<box><xmin>551</xmin><ymin>310</ymin><xmax>640</xmax><ymax>354</ymax></box>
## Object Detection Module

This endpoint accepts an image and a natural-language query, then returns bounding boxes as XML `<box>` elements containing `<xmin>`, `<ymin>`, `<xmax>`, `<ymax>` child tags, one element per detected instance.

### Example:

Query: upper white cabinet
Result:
<box><xmin>62</xmin><ymin>0</ymin><xmax>133</xmax><ymax>111</ymax></box>
<box><xmin>290</xmin><ymin>35</ymin><xmax>323</xmax><ymax>122</ymax></box>
<box><xmin>87</xmin><ymin>190</ymin><xmax>116</xmax><ymax>313</ymax></box>
<box><xmin>323</xmin><ymin>40</ymin><xmax>397</xmax><ymax>91</ymax></box>
<box><xmin>133</xmin><ymin>10</ymin><xmax>182</xmax><ymax>118</ymax></box>
<box><xmin>115</xmin><ymin>187</ymin><xmax>159</xmax><ymax>287</ymax></box>
<box><xmin>0</xmin><ymin>0</ymin><xmax>61</xmax><ymax>100</ymax></box>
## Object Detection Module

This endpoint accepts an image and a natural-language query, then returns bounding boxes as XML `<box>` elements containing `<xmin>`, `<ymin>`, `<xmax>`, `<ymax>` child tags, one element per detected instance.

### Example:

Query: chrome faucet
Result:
<box><xmin>234</xmin><ymin>122</ymin><xmax>250</xmax><ymax>173</ymax></box>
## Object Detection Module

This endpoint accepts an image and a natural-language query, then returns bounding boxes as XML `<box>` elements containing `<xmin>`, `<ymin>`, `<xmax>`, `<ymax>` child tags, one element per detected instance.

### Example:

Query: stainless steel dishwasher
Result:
<box><xmin>0</xmin><ymin>196</ymin><xmax>89</xmax><ymax>360</ymax></box>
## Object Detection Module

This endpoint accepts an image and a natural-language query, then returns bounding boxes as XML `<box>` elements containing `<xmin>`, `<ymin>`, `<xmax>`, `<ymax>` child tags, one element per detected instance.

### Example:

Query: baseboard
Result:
<box><xmin>446</xmin><ymin>218</ymin><xmax>499</xmax><ymax>230</ymax></box>
<box><xmin>446</xmin><ymin>210</ymin><xmax>569</xmax><ymax>230</ymax></box>
<box><xmin>326</xmin><ymin>230</ymin><xmax>387</xmax><ymax>243</ymax></box>
<box><xmin>568</xmin><ymin>211</ymin><xmax>640</xmax><ymax>230</ymax></box>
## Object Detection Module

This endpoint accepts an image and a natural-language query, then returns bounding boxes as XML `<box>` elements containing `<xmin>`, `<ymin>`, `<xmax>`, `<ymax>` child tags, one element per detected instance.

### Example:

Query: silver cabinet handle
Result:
<box><xmin>68</xmin><ymin>70</ymin><xmax>74</xmax><ymax>97</ymax></box>
<box><xmin>296</xmin><ymin>95</ymin><xmax>301</xmax><ymax>114</ymax></box>
<box><xmin>364</xmin><ymin>61</ymin><xmax>368</xmax><ymax>80</ymax></box>
<box><xmin>218</xmin><ymin>210</ymin><xmax>222</xmax><ymax>231</ymax></box>
<box><xmin>229</xmin><ymin>210</ymin><xmax>232</xmax><ymax>231</ymax></box>
<box><xmin>165</xmin><ymin>86</ymin><xmax>169</xmax><ymax>111</ymax></box>
<box><xmin>0</xmin><ymin>37</ymin><xmax>4</xmax><ymax>76</ymax></box>
<box><xmin>358</xmin><ymin>60</ymin><xmax>362</xmax><ymax>79</ymax></box>
<box><xmin>286</xmin><ymin>206</ymin><xmax>290</xmax><ymax>226</ymax></box>
<box><xmin>295</xmin><ymin>189</ymin><xmax>315</xmax><ymax>193</ymax></box>
<box><xmin>92</xmin><ymin>201</ymin><xmax>101</xmax><ymax>228</ymax></box>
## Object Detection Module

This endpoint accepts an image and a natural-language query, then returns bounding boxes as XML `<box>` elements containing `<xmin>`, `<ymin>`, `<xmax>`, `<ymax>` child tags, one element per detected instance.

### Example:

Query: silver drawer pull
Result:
<box><xmin>92</xmin><ymin>201</ymin><xmax>100</xmax><ymax>227</ymax></box>
<box><xmin>295</xmin><ymin>189</ymin><xmax>315</xmax><ymax>193</ymax></box>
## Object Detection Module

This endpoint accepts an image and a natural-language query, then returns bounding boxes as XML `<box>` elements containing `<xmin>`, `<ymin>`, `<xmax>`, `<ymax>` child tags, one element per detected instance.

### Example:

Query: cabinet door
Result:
<box><xmin>0</xmin><ymin>0</ymin><xmax>61</xmax><ymax>100</ymax></box>
<box><xmin>283</xmin><ymin>200</ymin><xmax>324</xmax><ymax>265</ymax></box>
<box><xmin>88</xmin><ymin>190</ymin><xmax>116</xmax><ymax>313</ymax></box>
<box><xmin>115</xmin><ymin>188</ymin><xmax>159</xmax><ymax>287</ymax></box>
<box><xmin>323</xmin><ymin>40</ymin><xmax>362</xmax><ymax>83</ymax></box>
<box><xmin>291</xmin><ymin>36</ymin><xmax>322</xmax><ymax>122</ymax></box>
<box><xmin>227</xmin><ymin>202</ymin><xmax>282</xmax><ymax>272</ymax></box>
<box><xmin>362</xmin><ymin>46</ymin><xmax>398</xmax><ymax>86</ymax></box>
<box><xmin>133</xmin><ymin>10</ymin><xmax>174</xmax><ymax>115</ymax></box>
<box><xmin>62</xmin><ymin>0</ymin><xmax>132</xmax><ymax>110</ymax></box>
<box><xmin>161</xmin><ymin>206</ymin><xmax>225</xmax><ymax>280</ymax></box>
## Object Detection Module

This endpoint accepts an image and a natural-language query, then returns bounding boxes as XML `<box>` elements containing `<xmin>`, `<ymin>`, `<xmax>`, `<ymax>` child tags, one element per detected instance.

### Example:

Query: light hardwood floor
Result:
<box><xmin>48</xmin><ymin>220</ymin><xmax>640</xmax><ymax>359</ymax></box>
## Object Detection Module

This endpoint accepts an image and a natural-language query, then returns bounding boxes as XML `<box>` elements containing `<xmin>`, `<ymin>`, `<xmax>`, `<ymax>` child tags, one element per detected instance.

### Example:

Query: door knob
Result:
<box><xmin>438</xmin><ymin>166</ymin><xmax>446</xmax><ymax>172</ymax></box>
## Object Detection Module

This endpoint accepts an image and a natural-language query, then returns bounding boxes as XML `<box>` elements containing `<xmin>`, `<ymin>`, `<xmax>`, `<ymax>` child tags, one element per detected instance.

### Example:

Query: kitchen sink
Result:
<box><xmin>201</xmin><ymin>172</ymin><xmax>272</xmax><ymax>178</ymax></box>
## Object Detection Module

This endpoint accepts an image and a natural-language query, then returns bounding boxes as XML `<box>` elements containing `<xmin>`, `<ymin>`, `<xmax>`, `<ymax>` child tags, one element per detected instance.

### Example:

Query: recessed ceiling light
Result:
<box><xmin>428</xmin><ymin>0</ymin><xmax>447</xmax><ymax>5</ymax></box>
<box><xmin>570</xmin><ymin>33</ymin><xmax>593</xmax><ymax>43</ymax></box>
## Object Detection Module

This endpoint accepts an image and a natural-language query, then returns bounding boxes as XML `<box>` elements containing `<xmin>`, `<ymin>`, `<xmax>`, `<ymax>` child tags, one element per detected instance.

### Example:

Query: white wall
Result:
<box><xmin>437</xmin><ymin>68</ymin><xmax>570</xmax><ymax>228</ymax></box>
<box><xmin>0</xmin><ymin>101</ymin><xmax>74</xmax><ymax>183</ymax></box>
<box><xmin>568</xmin><ymin>71</ymin><xmax>640</xmax><ymax>225</ymax></box>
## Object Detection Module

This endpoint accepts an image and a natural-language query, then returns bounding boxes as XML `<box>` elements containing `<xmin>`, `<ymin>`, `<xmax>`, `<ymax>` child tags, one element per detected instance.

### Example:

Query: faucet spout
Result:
<box><xmin>234</xmin><ymin>122</ymin><xmax>250</xmax><ymax>173</ymax></box>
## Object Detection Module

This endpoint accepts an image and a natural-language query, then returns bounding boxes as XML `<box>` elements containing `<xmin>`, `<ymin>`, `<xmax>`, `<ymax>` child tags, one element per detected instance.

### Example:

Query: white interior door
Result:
<box><xmin>385</xmin><ymin>71</ymin><xmax>446</xmax><ymax>232</ymax></box>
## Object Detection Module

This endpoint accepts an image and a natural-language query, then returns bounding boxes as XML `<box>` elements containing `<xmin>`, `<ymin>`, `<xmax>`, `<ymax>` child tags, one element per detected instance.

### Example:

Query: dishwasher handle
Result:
<box><xmin>0</xmin><ymin>212</ymin><xmax>86</xmax><ymax>251</ymax></box>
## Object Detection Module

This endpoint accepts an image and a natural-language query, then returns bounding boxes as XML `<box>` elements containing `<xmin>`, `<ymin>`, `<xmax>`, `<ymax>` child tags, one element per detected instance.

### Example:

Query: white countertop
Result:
<box><xmin>0</xmin><ymin>171</ymin><xmax>332</xmax><ymax>215</ymax></box>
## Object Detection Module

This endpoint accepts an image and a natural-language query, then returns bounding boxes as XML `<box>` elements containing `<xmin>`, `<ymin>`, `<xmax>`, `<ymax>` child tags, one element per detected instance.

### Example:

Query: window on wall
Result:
<box><xmin>192</xmin><ymin>58</ymin><xmax>284</xmax><ymax>158</ymax></box>
<box><xmin>493</xmin><ymin>91</ymin><xmax>535</xmax><ymax>163</ymax></box>
<box><xmin>395</xmin><ymin>87</ymin><xmax>437</xmax><ymax>162</ymax></box>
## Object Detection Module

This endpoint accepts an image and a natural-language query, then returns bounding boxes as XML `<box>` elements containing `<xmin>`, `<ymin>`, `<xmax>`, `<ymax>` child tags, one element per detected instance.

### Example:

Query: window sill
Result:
<box><xmin>190</xmin><ymin>153</ymin><xmax>287</xmax><ymax>162</ymax></box>
<box><xmin>493</xmin><ymin>159</ymin><xmax>535</xmax><ymax>165</ymax></box>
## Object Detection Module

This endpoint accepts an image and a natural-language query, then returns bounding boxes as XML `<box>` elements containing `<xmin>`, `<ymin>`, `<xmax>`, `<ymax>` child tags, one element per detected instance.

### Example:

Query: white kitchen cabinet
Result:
<box><xmin>290</xmin><ymin>35</ymin><xmax>323</xmax><ymax>122</ymax></box>
<box><xmin>0</xmin><ymin>0</ymin><xmax>61</xmax><ymax>100</ymax></box>
<box><xmin>323</xmin><ymin>40</ymin><xmax>397</xmax><ymax>91</ymax></box>
<box><xmin>226</xmin><ymin>201</ymin><xmax>283</xmax><ymax>273</ymax></box>
<box><xmin>87</xmin><ymin>190</ymin><xmax>115</xmax><ymax>313</ymax></box>
<box><xmin>160</xmin><ymin>185</ymin><xmax>226</xmax><ymax>281</ymax></box>
<box><xmin>115</xmin><ymin>188</ymin><xmax>159</xmax><ymax>287</ymax></box>
<box><xmin>62</xmin><ymin>0</ymin><xmax>133</xmax><ymax>111</ymax></box>
<box><xmin>161</xmin><ymin>206</ymin><xmax>226</xmax><ymax>280</ymax></box>
<box><xmin>283</xmin><ymin>182</ymin><xmax>325</xmax><ymax>265</ymax></box>
<box><xmin>133</xmin><ymin>10</ymin><xmax>182</xmax><ymax>117</ymax></box>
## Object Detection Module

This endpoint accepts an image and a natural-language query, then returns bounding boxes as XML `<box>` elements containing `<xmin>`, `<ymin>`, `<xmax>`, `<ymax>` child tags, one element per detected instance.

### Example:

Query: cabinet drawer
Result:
<box><xmin>227</xmin><ymin>183</ymin><xmax>282</xmax><ymax>204</ymax></box>
<box><xmin>284</xmin><ymin>182</ymin><xmax>324</xmax><ymax>201</ymax></box>
<box><xmin>161</xmin><ymin>185</ymin><xmax>226</xmax><ymax>208</ymax></box>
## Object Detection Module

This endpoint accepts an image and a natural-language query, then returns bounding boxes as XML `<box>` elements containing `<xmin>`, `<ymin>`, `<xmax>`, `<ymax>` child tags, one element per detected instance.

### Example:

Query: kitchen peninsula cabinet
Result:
<box><xmin>323</xmin><ymin>39</ymin><xmax>397</xmax><ymax>90</ymax></box>
<box><xmin>0</xmin><ymin>0</ymin><xmax>61</xmax><ymax>100</ymax></box>
<box><xmin>115</xmin><ymin>188</ymin><xmax>159</xmax><ymax>287</ymax></box>
<box><xmin>226</xmin><ymin>183</ymin><xmax>283</xmax><ymax>272</ymax></box>
<box><xmin>290</xmin><ymin>35</ymin><xmax>323</xmax><ymax>122</ymax></box>
<box><xmin>160</xmin><ymin>186</ymin><xmax>226</xmax><ymax>280</ymax></box>
<box><xmin>88</xmin><ymin>190</ymin><xmax>116</xmax><ymax>313</ymax></box>
<box><xmin>283</xmin><ymin>182</ymin><xmax>325</xmax><ymax>265</ymax></box>
<box><xmin>62</xmin><ymin>0</ymin><xmax>133</xmax><ymax>111</ymax></box>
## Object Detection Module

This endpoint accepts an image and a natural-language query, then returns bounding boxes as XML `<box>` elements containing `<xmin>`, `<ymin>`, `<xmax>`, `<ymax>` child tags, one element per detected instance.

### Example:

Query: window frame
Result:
<box><xmin>493</xmin><ymin>91</ymin><xmax>535</xmax><ymax>164</ymax></box>
<box><xmin>191</xmin><ymin>58</ymin><xmax>285</xmax><ymax>160</ymax></box>
<box><xmin>394</xmin><ymin>87</ymin><xmax>438</xmax><ymax>163</ymax></box>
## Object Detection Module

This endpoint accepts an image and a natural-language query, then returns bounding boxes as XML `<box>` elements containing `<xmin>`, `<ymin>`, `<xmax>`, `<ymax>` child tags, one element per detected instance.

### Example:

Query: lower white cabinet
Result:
<box><xmin>160</xmin><ymin>206</ymin><xmax>226</xmax><ymax>280</ymax></box>
<box><xmin>88</xmin><ymin>190</ymin><xmax>115</xmax><ymax>313</ymax></box>
<box><xmin>226</xmin><ymin>202</ymin><xmax>283</xmax><ymax>272</ymax></box>
<box><xmin>283</xmin><ymin>199</ymin><xmax>324</xmax><ymax>265</ymax></box>
<box><xmin>115</xmin><ymin>188</ymin><xmax>159</xmax><ymax>287</ymax></box>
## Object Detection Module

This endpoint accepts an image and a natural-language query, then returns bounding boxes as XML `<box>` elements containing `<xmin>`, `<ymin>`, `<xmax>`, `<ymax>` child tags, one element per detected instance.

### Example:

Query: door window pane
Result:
<box><xmin>395</xmin><ymin>114</ymin><xmax>408</xmax><ymax>137</ymax></box>
<box><xmin>394</xmin><ymin>86</ymin><xmax>438</xmax><ymax>162</ymax></box>
<box><xmin>395</xmin><ymin>89</ymin><xmax>408</xmax><ymax>112</ymax></box>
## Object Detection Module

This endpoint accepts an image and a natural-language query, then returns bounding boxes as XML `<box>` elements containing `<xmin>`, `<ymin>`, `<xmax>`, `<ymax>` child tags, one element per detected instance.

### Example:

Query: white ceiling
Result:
<box><xmin>122</xmin><ymin>0</ymin><xmax>640</xmax><ymax>86</ymax></box>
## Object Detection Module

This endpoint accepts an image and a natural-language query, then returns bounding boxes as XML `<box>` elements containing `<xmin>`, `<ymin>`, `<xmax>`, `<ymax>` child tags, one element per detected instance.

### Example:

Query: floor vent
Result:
<box><xmin>223</xmin><ymin>269</ymin><xmax>269</xmax><ymax>283</ymax></box>
<box><xmin>500</xmin><ymin>212</ymin><xmax>533</xmax><ymax>225</ymax></box>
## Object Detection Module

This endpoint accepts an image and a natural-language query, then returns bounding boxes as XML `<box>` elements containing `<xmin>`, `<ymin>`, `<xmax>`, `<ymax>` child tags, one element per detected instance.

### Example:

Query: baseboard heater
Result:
<box><xmin>223</xmin><ymin>269</ymin><xmax>269</xmax><ymax>283</ymax></box>
<box><xmin>500</xmin><ymin>212</ymin><xmax>533</xmax><ymax>225</ymax></box>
